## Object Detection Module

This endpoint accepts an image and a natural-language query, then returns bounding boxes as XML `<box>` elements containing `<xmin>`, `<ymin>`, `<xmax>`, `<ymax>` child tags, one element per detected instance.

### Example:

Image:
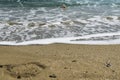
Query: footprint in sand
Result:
<box><xmin>0</xmin><ymin>62</ymin><xmax>46</xmax><ymax>79</ymax></box>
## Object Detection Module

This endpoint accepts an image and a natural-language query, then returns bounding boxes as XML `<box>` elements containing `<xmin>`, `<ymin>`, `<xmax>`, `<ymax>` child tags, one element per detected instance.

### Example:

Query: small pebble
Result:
<box><xmin>49</xmin><ymin>74</ymin><xmax>57</xmax><ymax>78</ymax></box>
<box><xmin>106</xmin><ymin>63</ymin><xmax>111</xmax><ymax>67</ymax></box>
<box><xmin>85</xmin><ymin>71</ymin><xmax>88</xmax><ymax>73</ymax></box>
<box><xmin>17</xmin><ymin>75</ymin><xmax>21</xmax><ymax>79</ymax></box>
<box><xmin>64</xmin><ymin>67</ymin><xmax>68</xmax><ymax>69</ymax></box>
<box><xmin>72</xmin><ymin>60</ymin><xmax>77</xmax><ymax>62</ymax></box>
<box><xmin>112</xmin><ymin>70</ymin><xmax>115</xmax><ymax>73</ymax></box>
<box><xmin>0</xmin><ymin>65</ymin><xmax>3</xmax><ymax>68</ymax></box>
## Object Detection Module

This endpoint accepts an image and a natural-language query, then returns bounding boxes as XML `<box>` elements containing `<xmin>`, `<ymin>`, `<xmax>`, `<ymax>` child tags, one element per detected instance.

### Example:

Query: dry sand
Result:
<box><xmin>0</xmin><ymin>44</ymin><xmax>120</xmax><ymax>80</ymax></box>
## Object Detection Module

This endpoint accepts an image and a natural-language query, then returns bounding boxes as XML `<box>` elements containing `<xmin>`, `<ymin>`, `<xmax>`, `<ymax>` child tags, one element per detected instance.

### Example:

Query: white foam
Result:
<box><xmin>0</xmin><ymin>32</ymin><xmax>120</xmax><ymax>45</ymax></box>
<box><xmin>0</xmin><ymin>7</ymin><xmax>120</xmax><ymax>46</ymax></box>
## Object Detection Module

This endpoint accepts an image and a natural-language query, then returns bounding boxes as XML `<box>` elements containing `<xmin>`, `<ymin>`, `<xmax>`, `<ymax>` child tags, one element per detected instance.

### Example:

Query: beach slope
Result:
<box><xmin>0</xmin><ymin>44</ymin><xmax>120</xmax><ymax>80</ymax></box>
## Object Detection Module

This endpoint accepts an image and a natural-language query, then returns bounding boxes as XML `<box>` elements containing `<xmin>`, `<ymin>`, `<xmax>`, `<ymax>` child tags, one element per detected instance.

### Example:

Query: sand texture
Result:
<box><xmin>0</xmin><ymin>44</ymin><xmax>120</xmax><ymax>80</ymax></box>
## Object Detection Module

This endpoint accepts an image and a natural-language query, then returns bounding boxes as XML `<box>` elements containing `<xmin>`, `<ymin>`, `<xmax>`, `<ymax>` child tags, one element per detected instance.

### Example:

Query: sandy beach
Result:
<box><xmin>0</xmin><ymin>44</ymin><xmax>120</xmax><ymax>80</ymax></box>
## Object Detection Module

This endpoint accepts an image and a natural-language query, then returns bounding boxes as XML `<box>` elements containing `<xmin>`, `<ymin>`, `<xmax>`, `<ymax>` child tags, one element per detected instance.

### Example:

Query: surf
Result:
<box><xmin>0</xmin><ymin>0</ymin><xmax>120</xmax><ymax>45</ymax></box>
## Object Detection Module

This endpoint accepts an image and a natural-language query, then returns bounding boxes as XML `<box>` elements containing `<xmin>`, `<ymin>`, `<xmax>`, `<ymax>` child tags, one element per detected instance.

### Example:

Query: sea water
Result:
<box><xmin>0</xmin><ymin>0</ymin><xmax>120</xmax><ymax>45</ymax></box>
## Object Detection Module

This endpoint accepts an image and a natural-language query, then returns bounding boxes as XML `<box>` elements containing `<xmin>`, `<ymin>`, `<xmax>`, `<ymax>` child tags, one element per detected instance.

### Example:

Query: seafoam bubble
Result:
<box><xmin>73</xmin><ymin>19</ymin><xmax>89</xmax><ymax>25</ymax></box>
<box><xmin>102</xmin><ymin>16</ymin><xmax>120</xmax><ymax>25</ymax></box>
<box><xmin>111</xmin><ymin>3</ymin><xmax>118</xmax><ymax>7</ymax></box>
<box><xmin>87</xmin><ymin>16</ymin><xmax>120</xmax><ymax>26</ymax></box>
<box><xmin>87</xmin><ymin>16</ymin><xmax>102</xmax><ymax>22</ymax></box>
<box><xmin>61</xmin><ymin>20</ymin><xmax>74</xmax><ymax>25</ymax></box>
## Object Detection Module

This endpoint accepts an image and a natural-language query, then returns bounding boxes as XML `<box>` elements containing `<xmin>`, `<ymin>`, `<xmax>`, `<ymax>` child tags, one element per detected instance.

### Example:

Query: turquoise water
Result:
<box><xmin>0</xmin><ymin>0</ymin><xmax>120</xmax><ymax>7</ymax></box>
<box><xmin>0</xmin><ymin>0</ymin><xmax>120</xmax><ymax>45</ymax></box>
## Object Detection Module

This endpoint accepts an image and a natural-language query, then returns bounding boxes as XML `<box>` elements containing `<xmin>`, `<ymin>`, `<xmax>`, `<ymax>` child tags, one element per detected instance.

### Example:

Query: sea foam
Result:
<box><xmin>0</xmin><ymin>32</ymin><xmax>120</xmax><ymax>45</ymax></box>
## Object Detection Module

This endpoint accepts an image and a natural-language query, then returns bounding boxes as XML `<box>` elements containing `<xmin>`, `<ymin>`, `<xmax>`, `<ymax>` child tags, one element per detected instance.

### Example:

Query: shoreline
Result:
<box><xmin>0</xmin><ymin>44</ymin><xmax>120</xmax><ymax>80</ymax></box>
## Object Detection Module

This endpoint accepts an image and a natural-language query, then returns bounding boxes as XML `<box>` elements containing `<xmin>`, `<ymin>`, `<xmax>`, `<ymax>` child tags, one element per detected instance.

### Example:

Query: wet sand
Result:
<box><xmin>0</xmin><ymin>44</ymin><xmax>120</xmax><ymax>80</ymax></box>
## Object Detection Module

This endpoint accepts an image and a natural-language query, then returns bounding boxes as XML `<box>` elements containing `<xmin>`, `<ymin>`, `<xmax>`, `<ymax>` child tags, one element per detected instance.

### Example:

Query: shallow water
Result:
<box><xmin>0</xmin><ymin>0</ymin><xmax>120</xmax><ymax>45</ymax></box>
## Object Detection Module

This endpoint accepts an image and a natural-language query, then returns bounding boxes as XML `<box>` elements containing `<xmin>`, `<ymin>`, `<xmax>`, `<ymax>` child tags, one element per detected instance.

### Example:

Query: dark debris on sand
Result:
<box><xmin>49</xmin><ymin>74</ymin><xmax>57</xmax><ymax>78</ymax></box>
